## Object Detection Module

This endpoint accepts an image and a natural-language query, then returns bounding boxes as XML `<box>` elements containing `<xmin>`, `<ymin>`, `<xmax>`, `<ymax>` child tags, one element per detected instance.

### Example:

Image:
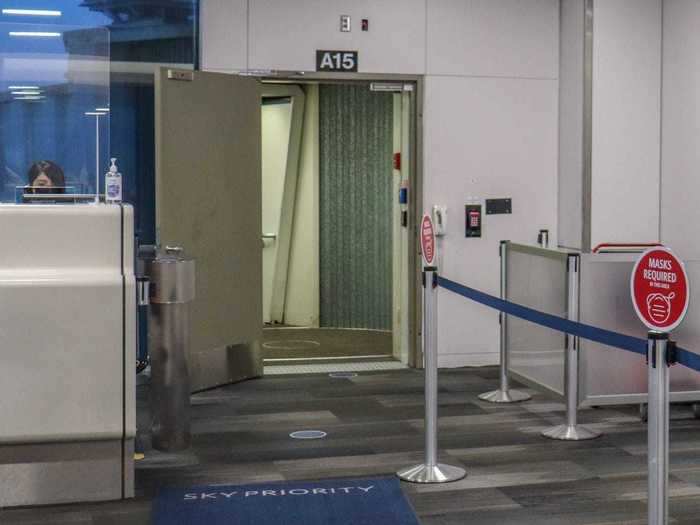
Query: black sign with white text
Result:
<box><xmin>316</xmin><ymin>50</ymin><xmax>358</xmax><ymax>72</ymax></box>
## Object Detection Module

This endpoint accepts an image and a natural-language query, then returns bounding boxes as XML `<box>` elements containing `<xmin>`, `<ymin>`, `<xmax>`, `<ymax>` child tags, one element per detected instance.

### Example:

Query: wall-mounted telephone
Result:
<box><xmin>432</xmin><ymin>205</ymin><xmax>447</xmax><ymax>237</ymax></box>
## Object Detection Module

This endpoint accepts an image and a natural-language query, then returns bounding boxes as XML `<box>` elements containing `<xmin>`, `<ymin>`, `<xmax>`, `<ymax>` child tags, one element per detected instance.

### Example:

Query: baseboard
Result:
<box><xmin>0</xmin><ymin>439</ymin><xmax>131</xmax><ymax>507</ymax></box>
<box><xmin>438</xmin><ymin>352</ymin><xmax>498</xmax><ymax>368</ymax></box>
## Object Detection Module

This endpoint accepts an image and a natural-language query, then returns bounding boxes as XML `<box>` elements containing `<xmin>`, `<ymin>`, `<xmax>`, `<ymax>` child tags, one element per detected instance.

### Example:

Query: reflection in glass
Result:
<box><xmin>0</xmin><ymin>22</ymin><xmax>110</xmax><ymax>202</ymax></box>
<box><xmin>0</xmin><ymin>0</ymin><xmax>198</xmax><ymax>234</ymax></box>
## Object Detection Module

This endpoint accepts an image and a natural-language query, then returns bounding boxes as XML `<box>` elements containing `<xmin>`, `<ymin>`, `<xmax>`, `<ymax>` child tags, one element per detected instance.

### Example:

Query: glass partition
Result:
<box><xmin>0</xmin><ymin>2</ymin><xmax>199</xmax><ymax>373</ymax></box>
<box><xmin>579</xmin><ymin>253</ymin><xmax>700</xmax><ymax>404</ymax></box>
<box><xmin>505</xmin><ymin>247</ymin><xmax>700</xmax><ymax>405</ymax></box>
<box><xmin>506</xmin><ymin>243</ymin><xmax>570</xmax><ymax>397</ymax></box>
<box><xmin>106</xmin><ymin>0</ymin><xmax>198</xmax><ymax>245</ymax></box>
<box><xmin>0</xmin><ymin>22</ymin><xmax>109</xmax><ymax>202</ymax></box>
<box><xmin>0</xmin><ymin>1</ymin><xmax>198</xmax><ymax>233</ymax></box>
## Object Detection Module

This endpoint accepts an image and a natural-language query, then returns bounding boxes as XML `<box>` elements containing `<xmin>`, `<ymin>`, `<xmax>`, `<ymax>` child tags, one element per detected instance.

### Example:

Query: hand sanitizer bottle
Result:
<box><xmin>105</xmin><ymin>157</ymin><xmax>122</xmax><ymax>204</ymax></box>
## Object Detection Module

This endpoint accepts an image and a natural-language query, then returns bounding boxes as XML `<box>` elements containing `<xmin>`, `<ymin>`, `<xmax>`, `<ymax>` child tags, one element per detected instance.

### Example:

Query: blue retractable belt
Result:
<box><xmin>437</xmin><ymin>276</ymin><xmax>700</xmax><ymax>373</ymax></box>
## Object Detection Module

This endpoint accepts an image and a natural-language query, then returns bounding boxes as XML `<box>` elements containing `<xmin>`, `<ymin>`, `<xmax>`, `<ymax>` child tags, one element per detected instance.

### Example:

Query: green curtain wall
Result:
<box><xmin>319</xmin><ymin>85</ymin><xmax>393</xmax><ymax>330</ymax></box>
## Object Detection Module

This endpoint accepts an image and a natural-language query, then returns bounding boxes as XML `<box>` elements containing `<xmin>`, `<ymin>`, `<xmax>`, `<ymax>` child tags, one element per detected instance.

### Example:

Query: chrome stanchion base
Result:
<box><xmin>397</xmin><ymin>463</ymin><xmax>467</xmax><ymax>484</ymax></box>
<box><xmin>478</xmin><ymin>388</ymin><xmax>531</xmax><ymax>404</ymax></box>
<box><xmin>541</xmin><ymin>423</ymin><xmax>601</xmax><ymax>441</ymax></box>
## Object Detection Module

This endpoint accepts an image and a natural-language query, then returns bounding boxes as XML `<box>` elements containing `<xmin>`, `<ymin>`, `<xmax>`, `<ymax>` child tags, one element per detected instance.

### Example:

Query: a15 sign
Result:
<box><xmin>316</xmin><ymin>50</ymin><xmax>358</xmax><ymax>72</ymax></box>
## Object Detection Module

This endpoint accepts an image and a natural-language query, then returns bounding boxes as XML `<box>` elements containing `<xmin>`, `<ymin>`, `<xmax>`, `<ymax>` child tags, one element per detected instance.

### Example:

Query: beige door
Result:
<box><xmin>155</xmin><ymin>68</ymin><xmax>262</xmax><ymax>392</ymax></box>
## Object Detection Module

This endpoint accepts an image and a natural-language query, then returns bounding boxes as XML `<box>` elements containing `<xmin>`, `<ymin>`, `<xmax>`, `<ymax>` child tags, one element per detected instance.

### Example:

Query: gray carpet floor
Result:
<box><xmin>3</xmin><ymin>367</ymin><xmax>700</xmax><ymax>524</ymax></box>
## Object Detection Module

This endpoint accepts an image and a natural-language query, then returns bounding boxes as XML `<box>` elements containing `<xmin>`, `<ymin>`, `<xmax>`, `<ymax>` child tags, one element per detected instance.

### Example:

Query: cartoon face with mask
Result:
<box><xmin>646</xmin><ymin>292</ymin><xmax>676</xmax><ymax>325</ymax></box>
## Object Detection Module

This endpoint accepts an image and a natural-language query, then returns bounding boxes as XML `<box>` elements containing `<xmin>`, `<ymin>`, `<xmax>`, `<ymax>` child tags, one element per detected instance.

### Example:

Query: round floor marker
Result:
<box><xmin>329</xmin><ymin>372</ymin><xmax>358</xmax><ymax>378</ymax></box>
<box><xmin>290</xmin><ymin>430</ymin><xmax>327</xmax><ymax>440</ymax></box>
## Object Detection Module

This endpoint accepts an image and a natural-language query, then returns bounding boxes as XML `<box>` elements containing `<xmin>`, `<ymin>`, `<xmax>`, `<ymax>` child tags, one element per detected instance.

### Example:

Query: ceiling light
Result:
<box><xmin>95</xmin><ymin>107</ymin><xmax>110</xmax><ymax>112</ymax></box>
<box><xmin>9</xmin><ymin>31</ymin><xmax>61</xmax><ymax>37</ymax></box>
<box><xmin>8</xmin><ymin>85</ymin><xmax>39</xmax><ymax>90</ymax></box>
<box><xmin>15</xmin><ymin>95</ymin><xmax>45</xmax><ymax>100</ymax></box>
<box><xmin>2</xmin><ymin>9</ymin><xmax>62</xmax><ymax>17</ymax></box>
<box><xmin>11</xmin><ymin>90</ymin><xmax>41</xmax><ymax>95</ymax></box>
<box><xmin>84</xmin><ymin>111</ymin><xmax>107</xmax><ymax>116</ymax></box>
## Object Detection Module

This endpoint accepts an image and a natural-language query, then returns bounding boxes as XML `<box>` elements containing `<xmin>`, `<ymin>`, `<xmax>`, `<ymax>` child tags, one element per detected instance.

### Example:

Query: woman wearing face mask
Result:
<box><xmin>27</xmin><ymin>160</ymin><xmax>66</xmax><ymax>194</ymax></box>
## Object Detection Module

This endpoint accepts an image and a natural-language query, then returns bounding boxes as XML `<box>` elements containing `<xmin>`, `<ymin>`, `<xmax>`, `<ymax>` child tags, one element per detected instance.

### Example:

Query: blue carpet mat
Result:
<box><xmin>153</xmin><ymin>477</ymin><xmax>421</xmax><ymax>525</ymax></box>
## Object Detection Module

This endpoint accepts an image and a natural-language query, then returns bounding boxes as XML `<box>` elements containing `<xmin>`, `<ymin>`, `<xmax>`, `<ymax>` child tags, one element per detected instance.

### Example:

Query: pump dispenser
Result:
<box><xmin>105</xmin><ymin>157</ymin><xmax>122</xmax><ymax>204</ymax></box>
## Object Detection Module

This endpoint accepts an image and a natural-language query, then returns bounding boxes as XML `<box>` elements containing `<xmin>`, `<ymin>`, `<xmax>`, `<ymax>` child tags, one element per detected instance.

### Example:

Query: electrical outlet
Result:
<box><xmin>340</xmin><ymin>15</ymin><xmax>351</xmax><ymax>32</ymax></box>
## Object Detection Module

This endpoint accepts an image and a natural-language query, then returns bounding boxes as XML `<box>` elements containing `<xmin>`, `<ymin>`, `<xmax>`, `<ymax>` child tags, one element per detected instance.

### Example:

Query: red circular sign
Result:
<box><xmin>420</xmin><ymin>214</ymin><xmax>435</xmax><ymax>266</ymax></box>
<box><xmin>630</xmin><ymin>247</ymin><xmax>689</xmax><ymax>332</ymax></box>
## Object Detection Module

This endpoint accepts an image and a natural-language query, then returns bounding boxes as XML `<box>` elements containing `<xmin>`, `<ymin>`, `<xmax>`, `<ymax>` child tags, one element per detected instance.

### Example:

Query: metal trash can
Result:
<box><xmin>145</xmin><ymin>245</ymin><xmax>195</xmax><ymax>451</ymax></box>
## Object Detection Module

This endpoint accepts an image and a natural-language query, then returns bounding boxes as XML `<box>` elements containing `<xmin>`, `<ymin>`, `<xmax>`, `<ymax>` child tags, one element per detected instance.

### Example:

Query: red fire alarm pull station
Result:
<box><xmin>362</xmin><ymin>19</ymin><xmax>369</xmax><ymax>31</ymax></box>
<box><xmin>393</xmin><ymin>152</ymin><xmax>401</xmax><ymax>170</ymax></box>
<box><xmin>465</xmin><ymin>204</ymin><xmax>482</xmax><ymax>238</ymax></box>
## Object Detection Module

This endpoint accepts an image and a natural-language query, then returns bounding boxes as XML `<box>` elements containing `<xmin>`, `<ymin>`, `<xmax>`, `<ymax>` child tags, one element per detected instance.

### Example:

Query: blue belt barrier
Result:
<box><xmin>677</xmin><ymin>348</ymin><xmax>700</xmax><ymax>374</ymax></box>
<box><xmin>437</xmin><ymin>275</ymin><xmax>700</xmax><ymax>374</ymax></box>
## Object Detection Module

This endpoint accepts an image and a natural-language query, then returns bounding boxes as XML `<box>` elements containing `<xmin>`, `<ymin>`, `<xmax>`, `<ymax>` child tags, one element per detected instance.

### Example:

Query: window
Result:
<box><xmin>0</xmin><ymin>1</ymin><xmax>198</xmax><ymax>242</ymax></box>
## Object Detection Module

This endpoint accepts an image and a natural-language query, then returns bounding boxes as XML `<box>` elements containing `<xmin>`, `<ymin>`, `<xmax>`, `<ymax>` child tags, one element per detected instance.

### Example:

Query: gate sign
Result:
<box><xmin>630</xmin><ymin>247</ymin><xmax>690</xmax><ymax>332</ymax></box>
<box><xmin>420</xmin><ymin>214</ymin><xmax>436</xmax><ymax>267</ymax></box>
<box><xmin>316</xmin><ymin>50</ymin><xmax>358</xmax><ymax>72</ymax></box>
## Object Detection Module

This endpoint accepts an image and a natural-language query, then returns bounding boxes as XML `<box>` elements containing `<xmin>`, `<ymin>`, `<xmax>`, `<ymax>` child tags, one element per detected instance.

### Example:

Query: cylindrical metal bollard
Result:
<box><xmin>479</xmin><ymin>241</ymin><xmax>531</xmax><ymax>403</ymax></box>
<box><xmin>647</xmin><ymin>332</ymin><xmax>670</xmax><ymax>525</ymax></box>
<box><xmin>145</xmin><ymin>246</ymin><xmax>195</xmax><ymax>452</ymax></box>
<box><xmin>397</xmin><ymin>268</ymin><xmax>466</xmax><ymax>484</ymax></box>
<box><xmin>542</xmin><ymin>254</ymin><xmax>600</xmax><ymax>441</ymax></box>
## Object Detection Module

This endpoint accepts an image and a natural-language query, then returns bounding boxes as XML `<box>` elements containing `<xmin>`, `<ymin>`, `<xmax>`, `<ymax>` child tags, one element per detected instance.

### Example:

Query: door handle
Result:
<box><xmin>262</xmin><ymin>233</ymin><xmax>277</xmax><ymax>240</ymax></box>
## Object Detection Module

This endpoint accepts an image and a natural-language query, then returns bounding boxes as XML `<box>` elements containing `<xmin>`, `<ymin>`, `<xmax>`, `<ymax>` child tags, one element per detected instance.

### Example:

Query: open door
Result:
<box><xmin>155</xmin><ymin>68</ymin><xmax>262</xmax><ymax>391</ymax></box>
<box><xmin>261</xmin><ymin>85</ymin><xmax>305</xmax><ymax>324</ymax></box>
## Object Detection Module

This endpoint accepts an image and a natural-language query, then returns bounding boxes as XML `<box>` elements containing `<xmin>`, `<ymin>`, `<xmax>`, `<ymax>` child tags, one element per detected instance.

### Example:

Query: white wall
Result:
<box><xmin>200</xmin><ymin>0</ymin><xmax>561</xmax><ymax>367</ymax></box>
<box><xmin>558</xmin><ymin>0</ymin><xmax>667</xmax><ymax>252</ymax></box>
<box><xmin>590</xmin><ymin>0</ymin><xmax>662</xmax><ymax>248</ymax></box>
<box><xmin>200</xmin><ymin>0</ymin><xmax>248</xmax><ymax>72</ymax></box>
<box><xmin>661</xmin><ymin>0</ymin><xmax>700</xmax><ymax>261</ymax></box>
<box><xmin>201</xmin><ymin>0</ymin><xmax>427</xmax><ymax>74</ymax></box>
<box><xmin>249</xmin><ymin>0</ymin><xmax>426</xmax><ymax>74</ymax></box>
<box><xmin>426</xmin><ymin>0</ymin><xmax>560</xmax><ymax>367</ymax></box>
<box><xmin>426</xmin><ymin>76</ymin><xmax>558</xmax><ymax>365</ymax></box>
<box><xmin>427</xmin><ymin>0</ymin><xmax>559</xmax><ymax>78</ymax></box>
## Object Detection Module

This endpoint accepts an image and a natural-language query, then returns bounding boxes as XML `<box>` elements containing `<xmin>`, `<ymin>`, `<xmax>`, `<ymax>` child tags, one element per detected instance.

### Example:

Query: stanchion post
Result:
<box><xmin>629</xmin><ymin>246</ymin><xmax>687</xmax><ymax>525</ymax></box>
<box><xmin>542</xmin><ymin>254</ymin><xmax>601</xmax><ymax>441</ymax></box>
<box><xmin>397</xmin><ymin>267</ymin><xmax>466</xmax><ymax>484</ymax></box>
<box><xmin>647</xmin><ymin>331</ymin><xmax>670</xmax><ymax>525</ymax></box>
<box><xmin>479</xmin><ymin>241</ymin><xmax>531</xmax><ymax>403</ymax></box>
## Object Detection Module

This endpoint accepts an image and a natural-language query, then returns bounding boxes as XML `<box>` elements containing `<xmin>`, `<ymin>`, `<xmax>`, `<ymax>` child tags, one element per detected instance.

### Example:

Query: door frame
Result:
<box><xmin>259</xmin><ymin>73</ymin><xmax>425</xmax><ymax>368</ymax></box>
<box><xmin>261</xmin><ymin>84</ymin><xmax>306</xmax><ymax>324</ymax></box>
